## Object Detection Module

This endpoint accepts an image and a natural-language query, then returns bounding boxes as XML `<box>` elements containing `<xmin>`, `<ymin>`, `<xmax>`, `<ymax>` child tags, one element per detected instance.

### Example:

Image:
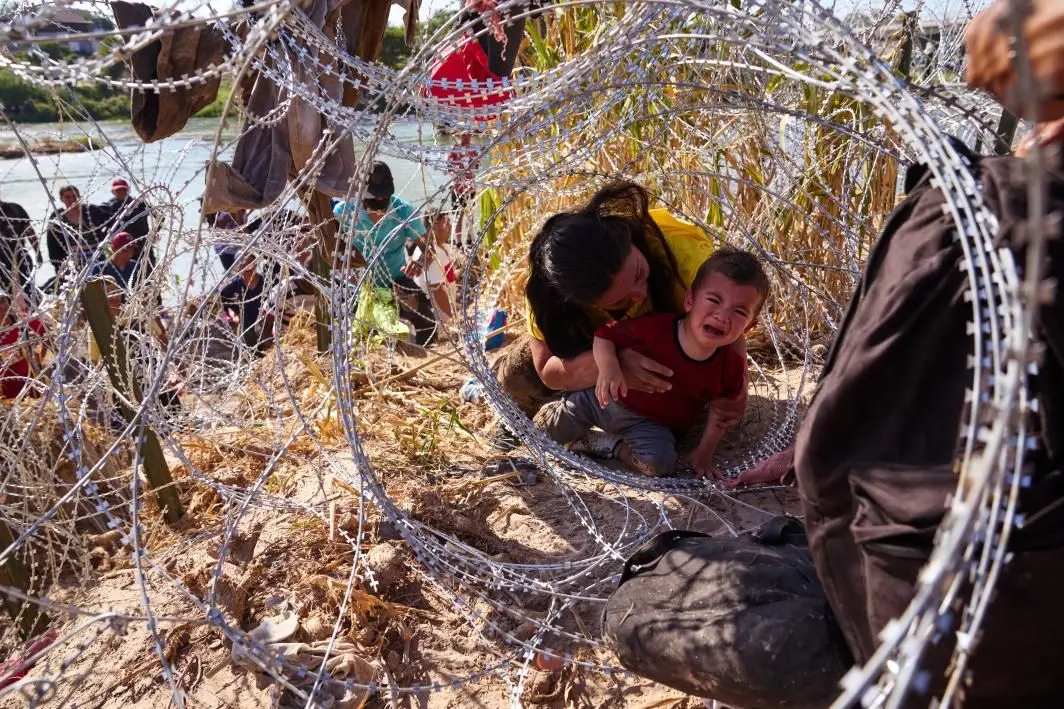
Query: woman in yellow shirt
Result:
<box><xmin>492</xmin><ymin>182</ymin><xmax>747</xmax><ymax>447</ymax></box>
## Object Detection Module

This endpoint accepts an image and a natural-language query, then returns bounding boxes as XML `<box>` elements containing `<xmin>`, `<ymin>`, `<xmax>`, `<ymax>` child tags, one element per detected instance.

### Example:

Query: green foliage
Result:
<box><xmin>380</xmin><ymin>10</ymin><xmax>458</xmax><ymax>70</ymax></box>
<box><xmin>194</xmin><ymin>84</ymin><xmax>233</xmax><ymax>118</ymax></box>
<box><xmin>422</xmin><ymin>9</ymin><xmax>456</xmax><ymax>37</ymax></box>
<box><xmin>0</xmin><ymin>43</ymin><xmax>131</xmax><ymax>122</ymax></box>
<box><xmin>379</xmin><ymin>25</ymin><xmax>411</xmax><ymax>69</ymax></box>
<box><xmin>0</xmin><ymin>69</ymin><xmax>39</xmax><ymax>107</ymax></box>
<box><xmin>39</xmin><ymin>42</ymin><xmax>79</xmax><ymax>62</ymax></box>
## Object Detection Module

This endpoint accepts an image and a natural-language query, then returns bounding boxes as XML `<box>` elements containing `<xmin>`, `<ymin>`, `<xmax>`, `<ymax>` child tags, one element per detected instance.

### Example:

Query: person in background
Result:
<box><xmin>96</xmin><ymin>232</ymin><xmax>139</xmax><ymax>290</ymax></box>
<box><xmin>46</xmin><ymin>185</ymin><xmax>110</xmax><ymax>279</ymax></box>
<box><xmin>207</xmin><ymin>209</ymin><xmax>247</xmax><ymax>272</ymax></box>
<box><xmin>219</xmin><ymin>256</ymin><xmax>273</xmax><ymax>354</ymax></box>
<box><xmin>106</xmin><ymin>178</ymin><xmax>149</xmax><ymax>241</ymax></box>
<box><xmin>405</xmin><ymin>207</ymin><xmax>457</xmax><ymax>324</ymax></box>
<box><xmin>333</xmin><ymin>161</ymin><xmax>438</xmax><ymax>346</ymax></box>
<box><xmin>446</xmin><ymin>132</ymin><xmax>480</xmax><ymax>248</ymax></box>
<box><xmin>106</xmin><ymin>177</ymin><xmax>157</xmax><ymax>278</ymax></box>
<box><xmin>0</xmin><ymin>197</ymin><xmax>37</xmax><ymax>302</ymax></box>
<box><xmin>0</xmin><ymin>289</ymin><xmax>46</xmax><ymax>399</ymax></box>
<box><xmin>264</xmin><ymin>223</ymin><xmax>317</xmax><ymax>326</ymax></box>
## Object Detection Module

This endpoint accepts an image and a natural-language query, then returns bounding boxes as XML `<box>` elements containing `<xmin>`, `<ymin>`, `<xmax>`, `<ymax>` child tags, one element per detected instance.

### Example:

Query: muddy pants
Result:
<box><xmin>535</xmin><ymin>391</ymin><xmax>677</xmax><ymax>475</ymax></box>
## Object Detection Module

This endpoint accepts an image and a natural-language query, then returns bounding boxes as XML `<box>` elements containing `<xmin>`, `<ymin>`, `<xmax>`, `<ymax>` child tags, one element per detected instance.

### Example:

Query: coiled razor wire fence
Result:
<box><xmin>0</xmin><ymin>0</ymin><xmax>1053</xmax><ymax>706</ymax></box>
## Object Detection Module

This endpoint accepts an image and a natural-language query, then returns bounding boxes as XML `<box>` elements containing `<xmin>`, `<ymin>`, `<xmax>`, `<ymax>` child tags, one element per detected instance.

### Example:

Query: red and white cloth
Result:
<box><xmin>447</xmin><ymin>144</ymin><xmax>480</xmax><ymax>195</ymax></box>
<box><xmin>411</xmin><ymin>243</ymin><xmax>457</xmax><ymax>292</ymax></box>
<box><xmin>0</xmin><ymin>629</ymin><xmax>59</xmax><ymax>690</ymax></box>
<box><xmin>0</xmin><ymin>316</ymin><xmax>45</xmax><ymax>399</ymax></box>
<box><xmin>424</xmin><ymin>36</ymin><xmax>514</xmax><ymax>122</ymax></box>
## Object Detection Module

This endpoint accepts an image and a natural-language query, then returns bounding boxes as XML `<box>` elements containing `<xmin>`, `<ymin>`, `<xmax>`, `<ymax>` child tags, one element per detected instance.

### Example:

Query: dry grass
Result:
<box><xmin>473</xmin><ymin>4</ymin><xmax>911</xmax><ymax>347</ymax></box>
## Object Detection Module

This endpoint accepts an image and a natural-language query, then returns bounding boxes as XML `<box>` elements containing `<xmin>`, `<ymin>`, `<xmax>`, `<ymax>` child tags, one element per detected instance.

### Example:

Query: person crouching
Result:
<box><xmin>535</xmin><ymin>248</ymin><xmax>769</xmax><ymax>478</ymax></box>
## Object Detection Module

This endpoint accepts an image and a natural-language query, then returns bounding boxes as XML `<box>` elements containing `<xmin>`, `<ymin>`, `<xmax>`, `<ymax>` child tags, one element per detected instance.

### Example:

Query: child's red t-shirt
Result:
<box><xmin>0</xmin><ymin>318</ymin><xmax>45</xmax><ymax>399</ymax></box>
<box><xmin>594</xmin><ymin>313</ymin><xmax>745</xmax><ymax>431</ymax></box>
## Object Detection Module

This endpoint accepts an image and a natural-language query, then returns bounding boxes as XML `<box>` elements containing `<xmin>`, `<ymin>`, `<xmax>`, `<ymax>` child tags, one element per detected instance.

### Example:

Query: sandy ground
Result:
<box><xmin>0</xmin><ymin>323</ymin><xmax>812</xmax><ymax>708</ymax></box>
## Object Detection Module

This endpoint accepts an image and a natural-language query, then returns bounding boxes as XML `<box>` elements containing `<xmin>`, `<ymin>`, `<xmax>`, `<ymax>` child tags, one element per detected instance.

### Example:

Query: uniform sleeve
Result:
<box><xmin>594</xmin><ymin>318</ymin><xmax>645</xmax><ymax>350</ymax></box>
<box><xmin>30</xmin><ymin>319</ymin><xmax>46</xmax><ymax>337</ymax></box>
<box><xmin>719</xmin><ymin>349</ymin><xmax>747</xmax><ymax>399</ymax></box>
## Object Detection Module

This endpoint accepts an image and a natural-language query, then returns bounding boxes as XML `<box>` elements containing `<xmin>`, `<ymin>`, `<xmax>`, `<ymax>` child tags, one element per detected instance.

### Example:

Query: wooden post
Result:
<box><xmin>80</xmin><ymin>280</ymin><xmax>183</xmax><ymax>523</ymax></box>
<box><xmin>307</xmin><ymin>192</ymin><xmax>337</xmax><ymax>353</ymax></box>
<box><xmin>994</xmin><ymin>107</ymin><xmax>1020</xmax><ymax>156</ymax></box>
<box><xmin>0</xmin><ymin>520</ymin><xmax>48</xmax><ymax>639</ymax></box>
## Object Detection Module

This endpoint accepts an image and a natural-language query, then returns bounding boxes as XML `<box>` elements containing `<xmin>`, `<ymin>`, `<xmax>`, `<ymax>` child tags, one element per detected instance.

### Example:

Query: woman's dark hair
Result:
<box><xmin>526</xmin><ymin>182</ymin><xmax>681</xmax><ymax>358</ymax></box>
<box><xmin>58</xmin><ymin>185</ymin><xmax>80</xmax><ymax>199</ymax></box>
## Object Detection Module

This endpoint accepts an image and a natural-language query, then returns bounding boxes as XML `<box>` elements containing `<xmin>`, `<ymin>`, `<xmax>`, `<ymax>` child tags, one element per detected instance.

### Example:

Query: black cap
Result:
<box><xmin>365</xmin><ymin>161</ymin><xmax>395</xmax><ymax>199</ymax></box>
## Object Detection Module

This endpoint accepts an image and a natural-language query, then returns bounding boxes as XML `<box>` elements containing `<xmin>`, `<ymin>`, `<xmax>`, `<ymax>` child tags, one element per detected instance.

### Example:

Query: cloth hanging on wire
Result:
<box><xmin>424</xmin><ymin>2</ymin><xmax>545</xmax><ymax>121</ymax></box>
<box><xmin>111</xmin><ymin>0</ymin><xmax>418</xmax><ymax>213</ymax></box>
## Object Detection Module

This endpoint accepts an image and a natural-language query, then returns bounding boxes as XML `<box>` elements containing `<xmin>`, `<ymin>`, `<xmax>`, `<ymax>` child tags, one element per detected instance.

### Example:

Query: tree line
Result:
<box><xmin>0</xmin><ymin>10</ymin><xmax>458</xmax><ymax>124</ymax></box>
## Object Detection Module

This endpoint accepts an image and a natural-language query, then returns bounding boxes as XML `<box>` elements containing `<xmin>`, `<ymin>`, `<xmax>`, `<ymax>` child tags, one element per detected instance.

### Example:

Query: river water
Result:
<box><xmin>0</xmin><ymin>117</ymin><xmax>453</xmax><ymax>298</ymax></box>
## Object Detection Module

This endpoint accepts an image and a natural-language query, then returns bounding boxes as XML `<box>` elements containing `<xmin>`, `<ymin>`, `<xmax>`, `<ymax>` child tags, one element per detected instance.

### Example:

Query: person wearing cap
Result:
<box><xmin>95</xmin><ymin>231</ymin><xmax>139</xmax><ymax>291</ymax></box>
<box><xmin>106</xmin><ymin>177</ymin><xmax>156</xmax><ymax>277</ymax></box>
<box><xmin>333</xmin><ymin>160</ymin><xmax>439</xmax><ymax>346</ymax></box>
<box><xmin>106</xmin><ymin>178</ymin><xmax>150</xmax><ymax>241</ymax></box>
<box><xmin>0</xmin><ymin>289</ymin><xmax>46</xmax><ymax>399</ymax></box>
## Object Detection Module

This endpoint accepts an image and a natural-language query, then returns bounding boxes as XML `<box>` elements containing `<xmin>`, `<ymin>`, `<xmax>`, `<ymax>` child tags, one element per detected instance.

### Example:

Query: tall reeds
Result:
<box><xmin>478</xmin><ymin>3</ymin><xmax>917</xmax><ymax>348</ymax></box>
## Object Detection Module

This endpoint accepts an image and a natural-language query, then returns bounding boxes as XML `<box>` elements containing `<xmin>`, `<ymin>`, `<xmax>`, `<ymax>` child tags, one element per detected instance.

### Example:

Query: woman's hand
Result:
<box><xmin>617</xmin><ymin>348</ymin><xmax>673</xmax><ymax>393</ymax></box>
<box><xmin>966</xmin><ymin>0</ymin><xmax>1064</xmax><ymax>120</ymax></box>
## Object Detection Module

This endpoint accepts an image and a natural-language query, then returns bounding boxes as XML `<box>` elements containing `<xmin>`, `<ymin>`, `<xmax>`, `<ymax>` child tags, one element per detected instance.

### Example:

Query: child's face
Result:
<box><xmin>683</xmin><ymin>272</ymin><xmax>762</xmax><ymax>349</ymax></box>
<box><xmin>432</xmin><ymin>216</ymin><xmax>452</xmax><ymax>244</ymax></box>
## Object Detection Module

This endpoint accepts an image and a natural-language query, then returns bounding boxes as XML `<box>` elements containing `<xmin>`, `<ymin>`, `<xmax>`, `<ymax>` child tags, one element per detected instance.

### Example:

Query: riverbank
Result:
<box><xmin>0</xmin><ymin>136</ymin><xmax>99</xmax><ymax>159</ymax></box>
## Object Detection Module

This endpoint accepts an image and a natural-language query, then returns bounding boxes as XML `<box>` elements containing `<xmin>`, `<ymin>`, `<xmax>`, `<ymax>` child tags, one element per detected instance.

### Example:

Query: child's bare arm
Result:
<box><xmin>593</xmin><ymin>336</ymin><xmax>627</xmax><ymax>407</ymax></box>
<box><xmin>688</xmin><ymin>411</ymin><xmax>728</xmax><ymax>478</ymax></box>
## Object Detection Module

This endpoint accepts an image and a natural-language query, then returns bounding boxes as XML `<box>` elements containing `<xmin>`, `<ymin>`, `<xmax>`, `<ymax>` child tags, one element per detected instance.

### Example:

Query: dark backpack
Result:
<box><xmin>602</xmin><ymin>518</ymin><xmax>851</xmax><ymax>709</ymax></box>
<box><xmin>795</xmin><ymin>151</ymin><xmax>1064</xmax><ymax>704</ymax></box>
